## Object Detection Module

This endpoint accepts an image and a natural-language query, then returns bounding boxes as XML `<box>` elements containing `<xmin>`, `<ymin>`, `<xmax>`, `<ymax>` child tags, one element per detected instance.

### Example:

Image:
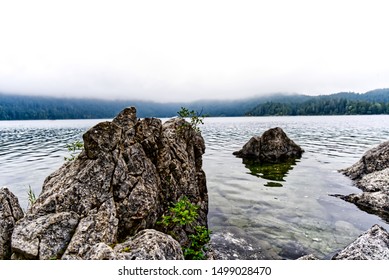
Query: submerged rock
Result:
<box><xmin>0</xmin><ymin>187</ymin><xmax>24</xmax><ymax>259</ymax></box>
<box><xmin>332</xmin><ymin>224</ymin><xmax>389</xmax><ymax>260</ymax></box>
<box><xmin>340</xmin><ymin>141</ymin><xmax>389</xmax><ymax>221</ymax></box>
<box><xmin>233</xmin><ymin>127</ymin><xmax>304</xmax><ymax>163</ymax></box>
<box><xmin>11</xmin><ymin>107</ymin><xmax>208</xmax><ymax>260</ymax></box>
<box><xmin>206</xmin><ymin>229</ymin><xmax>281</xmax><ymax>260</ymax></box>
<box><xmin>297</xmin><ymin>254</ymin><xmax>319</xmax><ymax>260</ymax></box>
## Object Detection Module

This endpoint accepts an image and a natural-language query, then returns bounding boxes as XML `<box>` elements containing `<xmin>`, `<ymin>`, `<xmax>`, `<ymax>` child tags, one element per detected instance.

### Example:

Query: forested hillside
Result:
<box><xmin>0</xmin><ymin>93</ymin><xmax>305</xmax><ymax>120</ymax></box>
<box><xmin>0</xmin><ymin>94</ymin><xmax>180</xmax><ymax>120</ymax></box>
<box><xmin>246</xmin><ymin>89</ymin><xmax>389</xmax><ymax>116</ymax></box>
<box><xmin>0</xmin><ymin>89</ymin><xmax>388</xmax><ymax>120</ymax></box>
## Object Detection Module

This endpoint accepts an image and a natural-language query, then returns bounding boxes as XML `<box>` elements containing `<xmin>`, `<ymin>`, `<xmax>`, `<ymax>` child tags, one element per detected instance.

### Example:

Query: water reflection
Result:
<box><xmin>242</xmin><ymin>158</ymin><xmax>299</xmax><ymax>187</ymax></box>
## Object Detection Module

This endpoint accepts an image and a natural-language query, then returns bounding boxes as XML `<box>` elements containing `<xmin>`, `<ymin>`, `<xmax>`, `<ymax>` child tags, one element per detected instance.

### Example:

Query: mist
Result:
<box><xmin>0</xmin><ymin>0</ymin><xmax>388</xmax><ymax>102</ymax></box>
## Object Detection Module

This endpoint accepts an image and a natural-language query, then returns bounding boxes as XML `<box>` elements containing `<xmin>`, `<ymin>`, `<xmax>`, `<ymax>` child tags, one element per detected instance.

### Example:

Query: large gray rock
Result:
<box><xmin>332</xmin><ymin>224</ymin><xmax>389</xmax><ymax>260</ymax></box>
<box><xmin>0</xmin><ymin>187</ymin><xmax>24</xmax><ymax>259</ymax></box>
<box><xmin>85</xmin><ymin>229</ymin><xmax>184</xmax><ymax>260</ymax></box>
<box><xmin>340</xmin><ymin>141</ymin><xmax>389</xmax><ymax>220</ymax></box>
<box><xmin>12</xmin><ymin>212</ymin><xmax>79</xmax><ymax>260</ymax></box>
<box><xmin>233</xmin><ymin>127</ymin><xmax>304</xmax><ymax>163</ymax></box>
<box><xmin>11</xmin><ymin>107</ymin><xmax>208</xmax><ymax>259</ymax></box>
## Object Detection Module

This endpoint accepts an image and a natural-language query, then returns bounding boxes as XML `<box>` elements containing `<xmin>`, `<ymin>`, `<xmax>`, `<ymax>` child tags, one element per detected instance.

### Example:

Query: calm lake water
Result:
<box><xmin>1</xmin><ymin>115</ymin><xmax>389</xmax><ymax>259</ymax></box>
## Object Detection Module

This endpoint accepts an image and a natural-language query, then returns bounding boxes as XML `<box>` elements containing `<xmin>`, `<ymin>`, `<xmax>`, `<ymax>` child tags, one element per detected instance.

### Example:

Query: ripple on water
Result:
<box><xmin>1</xmin><ymin>116</ymin><xmax>389</xmax><ymax>259</ymax></box>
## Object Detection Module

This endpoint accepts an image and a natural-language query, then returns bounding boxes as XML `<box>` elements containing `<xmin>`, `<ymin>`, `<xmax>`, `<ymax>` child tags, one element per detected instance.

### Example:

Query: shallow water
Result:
<box><xmin>1</xmin><ymin>115</ymin><xmax>389</xmax><ymax>259</ymax></box>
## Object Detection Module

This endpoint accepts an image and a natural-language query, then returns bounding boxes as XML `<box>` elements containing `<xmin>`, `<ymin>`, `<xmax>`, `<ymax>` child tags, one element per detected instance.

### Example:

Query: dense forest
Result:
<box><xmin>0</xmin><ymin>93</ymin><xmax>308</xmax><ymax>120</ymax></box>
<box><xmin>0</xmin><ymin>89</ymin><xmax>388</xmax><ymax>120</ymax></box>
<box><xmin>246</xmin><ymin>89</ymin><xmax>389</xmax><ymax>116</ymax></box>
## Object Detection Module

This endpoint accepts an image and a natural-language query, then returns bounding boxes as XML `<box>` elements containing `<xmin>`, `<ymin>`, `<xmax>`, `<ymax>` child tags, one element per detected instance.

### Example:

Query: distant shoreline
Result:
<box><xmin>1</xmin><ymin>88</ymin><xmax>388</xmax><ymax>120</ymax></box>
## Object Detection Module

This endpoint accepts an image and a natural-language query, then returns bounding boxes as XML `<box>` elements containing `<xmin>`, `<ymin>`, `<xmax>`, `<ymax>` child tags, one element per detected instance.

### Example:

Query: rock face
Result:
<box><xmin>340</xmin><ymin>141</ymin><xmax>389</xmax><ymax>221</ymax></box>
<box><xmin>233</xmin><ymin>127</ymin><xmax>304</xmax><ymax>163</ymax></box>
<box><xmin>0</xmin><ymin>187</ymin><xmax>24</xmax><ymax>259</ymax></box>
<box><xmin>332</xmin><ymin>224</ymin><xmax>389</xmax><ymax>260</ymax></box>
<box><xmin>11</xmin><ymin>107</ymin><xmax>208</xmax><ymax>260</ymax></box>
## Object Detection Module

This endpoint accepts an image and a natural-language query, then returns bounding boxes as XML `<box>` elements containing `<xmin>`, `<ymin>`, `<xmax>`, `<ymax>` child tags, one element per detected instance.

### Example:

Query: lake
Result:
<box><xmin>1</xmin><ymin>115</ymin><xmax>389</xmax><ymax>259</ymax></box>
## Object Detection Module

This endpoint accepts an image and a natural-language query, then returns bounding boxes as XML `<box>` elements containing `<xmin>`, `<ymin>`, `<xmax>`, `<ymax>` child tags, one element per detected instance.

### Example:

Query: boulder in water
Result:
<box><xmin>233</xmin><ymin>127</ymin><xmax>304</xmax><ymax>163</ymax></box>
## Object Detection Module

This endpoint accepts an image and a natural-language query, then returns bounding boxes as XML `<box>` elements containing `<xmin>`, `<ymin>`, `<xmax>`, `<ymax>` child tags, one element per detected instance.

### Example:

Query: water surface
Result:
<box><xmin>1</xmin><ymin>115</ymin><xmax>388</xmax><ymax>259</ymax></box>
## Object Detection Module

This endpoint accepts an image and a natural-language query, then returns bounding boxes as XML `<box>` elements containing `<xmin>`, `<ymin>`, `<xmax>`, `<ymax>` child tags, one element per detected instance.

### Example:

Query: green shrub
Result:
<box><xmin>158</xmin><ymin>196</ymin><xmax>211</xmax><ymax>260</ymax></box>
<box><xmin>177</xmin><ymin>107</ymin><xmax>205</xmax><ymax>133</ymax></box>
<box><xmin>183</xmin><ymin>226</ymin><xmax>211</xmax><ymax>260</ymax></box>
<box><xmin>64</xmin><ymin>140</ymin><xmax>84</xmax><ymax>161</ymax></box>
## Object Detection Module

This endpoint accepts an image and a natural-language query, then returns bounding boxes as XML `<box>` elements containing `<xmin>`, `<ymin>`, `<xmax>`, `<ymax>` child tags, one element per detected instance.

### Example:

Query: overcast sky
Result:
<box><xmin>0</xmin><ymin>0</ymin><xmax>388</xmax><ymax>102</ymax></box>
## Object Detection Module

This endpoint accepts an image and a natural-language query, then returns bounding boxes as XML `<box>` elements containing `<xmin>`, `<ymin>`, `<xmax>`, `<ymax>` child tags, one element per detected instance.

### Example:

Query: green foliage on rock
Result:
<box><xmin>158</xmin><ymin>196</ymin><xmax>211</xmax><ymax>260</ymax></box>
<box><xmin>159</xmin><ymin>196</ymin><xmax>199</xmax><ymax>227</ymax></box>
<box><xmin>183</xmin><ymin>226</ymin><xmax>211</xmax><ymax>260</ymax></box>
<box><xmin>64</xmin><ymin>140</ymin><xmax>84</xmax><ymax>161</ymax></box>
<box><xmin>177</xmin><ymin>107</ymin><xmax>205</xmax><ymax>133</ymax></box>
<box><xmin>27</xmin><ymin>185</ymin><xmax>37</xmax><ymax>208</ymax></box>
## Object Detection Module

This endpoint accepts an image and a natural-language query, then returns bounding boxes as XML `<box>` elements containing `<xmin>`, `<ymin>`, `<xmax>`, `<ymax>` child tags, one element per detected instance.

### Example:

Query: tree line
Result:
<box><xmin>246</xmin><ymin>98</ymin><xmax>389</xmax><ymax>116</ymax></box>
<box><xmin>0</xmin><ymin>89</ymin><xmax>388</xmax><ymax>120</ymax></box>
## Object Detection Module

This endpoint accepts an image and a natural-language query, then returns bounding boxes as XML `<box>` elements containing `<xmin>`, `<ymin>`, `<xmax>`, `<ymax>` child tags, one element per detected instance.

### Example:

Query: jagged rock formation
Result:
<box><xmin>11</xmin><ymin>107</ymin><xmax>208</xmax><ymax>260</ymax></box>
<box><xmin>332</xmin><ymin>224</ymin><xmax>389</xmax><ymax>260</ymax></box>
<box><xmin>0</xmin><ymin>187</ymin><xmax>24</xmax><ymax>259</ymax></box>
<box><xmin>233</xmin><ymin>127</ymin><xmax>304</xmax><ymax>163</ymax></box>
<box><xmin>340</xmin><ymin>141</ymin><xmax>389</xmax><ymax>221</ymax></box>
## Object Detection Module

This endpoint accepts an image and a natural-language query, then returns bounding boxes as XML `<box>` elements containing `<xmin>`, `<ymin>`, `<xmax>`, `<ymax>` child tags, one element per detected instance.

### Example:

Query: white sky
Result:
<box><xmin>0</xmin><ymin>0</ymin><xmax>388</xmax><ymax>102</ymax></box>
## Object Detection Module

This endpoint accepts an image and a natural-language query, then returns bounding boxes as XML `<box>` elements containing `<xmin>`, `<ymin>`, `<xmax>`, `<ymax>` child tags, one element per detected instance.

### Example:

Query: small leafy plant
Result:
<box><xmin>159</xmin><ymin>196</ymin><xmax>199</xmax><ymax>227</ymax></box>
<box><xmin>64</xmin><ymin>140</ymin><xmax>84</xmax><ymax>161</ymax></box>
<box><xmin>27</xmin><ymin>185</ymin><xmax>37</xmax><ymax>207</ymax></box>
<box><xmin>158</xmin><ymin>196</ymin><xmax>211</xmax><ymax>260</ymax></box>
<box><xmin>177</xmin><ymin>107</ymin><xmax>205</xmax><ymax>133</ymax></box>
<box><xmin>183</xmin><ymin>226</ymin><xmax>211</xmax><ymax>260</ymax></box>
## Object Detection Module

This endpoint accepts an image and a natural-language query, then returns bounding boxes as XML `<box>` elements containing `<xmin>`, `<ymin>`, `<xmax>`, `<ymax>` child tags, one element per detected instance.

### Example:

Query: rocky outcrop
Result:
<box><xmin>341</xmin><ymin>140</ymin><xmax>389</xmax><ymax>180</ymax></box>
<box><xmin>0</xmin><ymin>187</ymin><xmax>24</xmax><ymax>259</ymax></box>
<box><xmin>340</xmin><ymin>141</ymin><xmax>389</xmax><ymax>221</ymax></box>
<box><xmin>233</xmin><ymin>127</ymin><xmax>304</xmax><ymax>163</ymax></box>
<box><xmin>10</xmin><ymin>107</ymin><xmax>208</xmax><ymax>260</ymax></box>
<box><xmin>332</xmin><ymin>224</ymin><xmax>389</xmax><ymax>260</ymax></box>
